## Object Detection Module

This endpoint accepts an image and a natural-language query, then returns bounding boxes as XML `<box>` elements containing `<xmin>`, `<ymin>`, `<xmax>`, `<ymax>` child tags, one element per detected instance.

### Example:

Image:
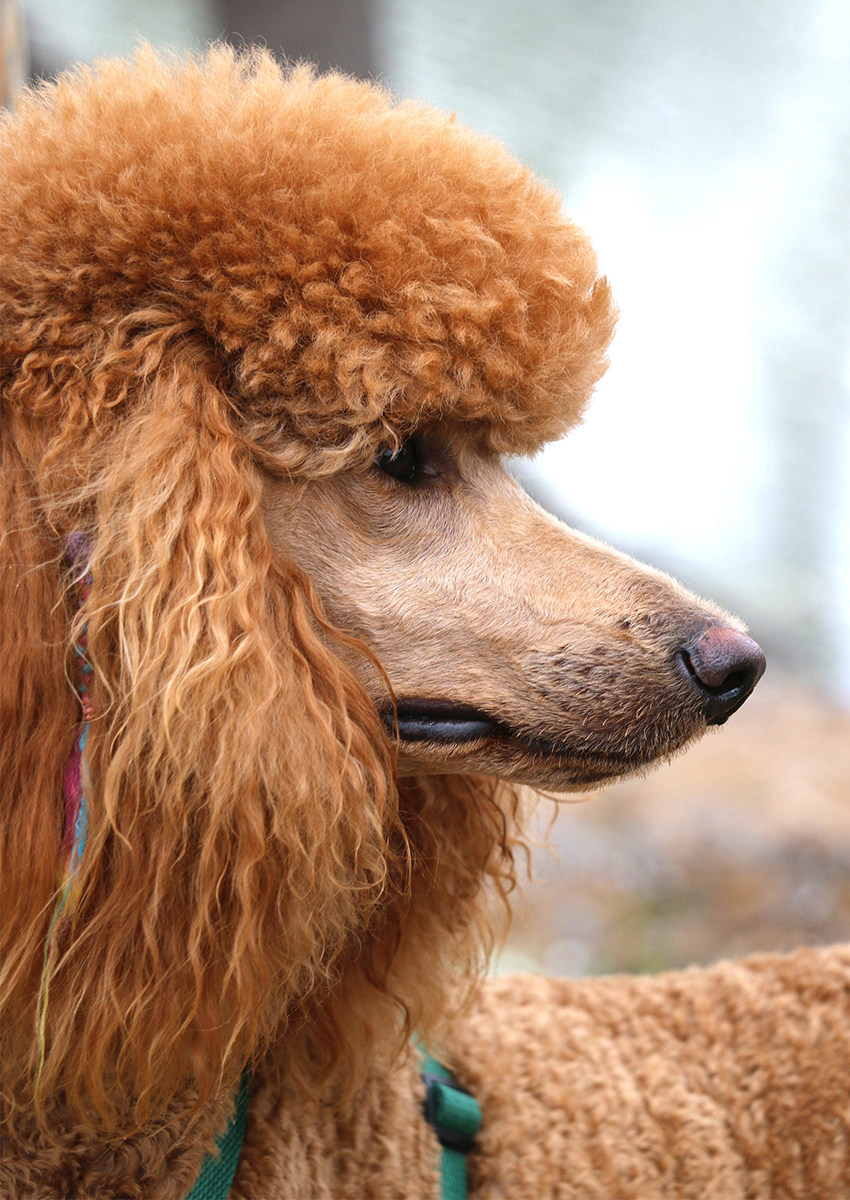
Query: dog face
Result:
<box><xmin>263</xmin><ymin>426</ymin><xmax>765</xmax><ymax>792</ymax></box>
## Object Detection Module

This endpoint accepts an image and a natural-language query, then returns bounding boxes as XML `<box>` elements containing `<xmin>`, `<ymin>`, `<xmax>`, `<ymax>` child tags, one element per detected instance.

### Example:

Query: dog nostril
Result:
<box><xmin>684</xmin><ymin>626</ymin><xmax>765</xmax><ymax>690</ymax></box>
<box><xmin>680</xmin><ymin>625</ymin><xmax>766</xmax><ymax>725</ymax></box>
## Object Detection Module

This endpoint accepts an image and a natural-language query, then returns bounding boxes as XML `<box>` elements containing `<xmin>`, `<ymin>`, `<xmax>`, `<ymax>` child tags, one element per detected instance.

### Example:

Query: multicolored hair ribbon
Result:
<box><xmin>34</xmin><ymin>534</ymin><xmax>93</xmax><ymax>1089</ymax></box>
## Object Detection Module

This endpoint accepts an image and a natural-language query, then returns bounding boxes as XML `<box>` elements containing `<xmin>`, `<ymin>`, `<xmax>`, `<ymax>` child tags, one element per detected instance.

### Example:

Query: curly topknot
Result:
<box><xmin>1</xmin><ymin>45</ymin><xmax>615</xmax><ymax>471</ymax></box>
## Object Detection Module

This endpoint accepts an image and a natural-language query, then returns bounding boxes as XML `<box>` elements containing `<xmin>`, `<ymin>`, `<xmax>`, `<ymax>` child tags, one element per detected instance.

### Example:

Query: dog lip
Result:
<box><xmin>384</xmin><ymin>700</ymin><xmax>637</xmax><ymax>768</ymax></box>
<box><xmin>386</xmin><ymin>700</ymin><xmax>700</xmax><ymax>783</ymax></box>
<box><xmin>385</xmin><ymin>700</ymin><xmax>500</xmax><ymax>743</ymax></box>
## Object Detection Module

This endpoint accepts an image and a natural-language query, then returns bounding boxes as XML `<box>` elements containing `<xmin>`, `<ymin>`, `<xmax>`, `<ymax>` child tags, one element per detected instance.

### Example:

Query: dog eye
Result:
<box><xmin>374</xmin><ymin>438</ymin><xmax>419</xmax><ymax>482</ymax></box>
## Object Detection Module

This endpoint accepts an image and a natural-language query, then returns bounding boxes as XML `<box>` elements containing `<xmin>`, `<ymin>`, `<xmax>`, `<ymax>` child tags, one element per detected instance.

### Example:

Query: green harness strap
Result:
<box><xmin>418</xmin><ymin>1048</ymin><xmax>483</xmax><ymax>1200</ymax></box>
<box><xmin>183</xmin><ymin>1052</ymin><xmax>481</xmax><ymax>1200</ymax></box>
<box><xmin>184</xmin><ymin>1072</ymin><xmax>251</xmax><ymax>1200</ymax></box>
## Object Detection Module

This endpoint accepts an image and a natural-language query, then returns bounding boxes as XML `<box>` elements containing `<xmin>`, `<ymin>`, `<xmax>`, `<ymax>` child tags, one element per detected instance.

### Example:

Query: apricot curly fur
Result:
<box><xmin>0</xmin><ymin>47</ymin><xmax>595</xmax><ymax>1148</ymax></box>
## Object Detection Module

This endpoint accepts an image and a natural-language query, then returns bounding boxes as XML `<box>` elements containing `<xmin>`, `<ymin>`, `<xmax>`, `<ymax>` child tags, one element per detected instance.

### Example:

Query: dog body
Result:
<box><xmin>2</xmin><ymin>49</ymin><xmax>847</xmax><ymax>1199</ymax></box>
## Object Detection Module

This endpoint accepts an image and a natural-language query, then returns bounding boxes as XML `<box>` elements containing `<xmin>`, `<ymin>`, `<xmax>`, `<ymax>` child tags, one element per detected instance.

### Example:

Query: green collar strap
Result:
<box><xmin>419</xmin><ymin>1047</ymin><xmax>483</xmax><ymax>1200</ymax></box>
<box><xmin>184</xmin><ymin>1071</ymin><xmax>251</xmax><ymax>1200</ymax></box>
<box><xmin>183</xmin><ymin>1051</ymin><xmax>481</xmax><ymax>1200</ymax></box>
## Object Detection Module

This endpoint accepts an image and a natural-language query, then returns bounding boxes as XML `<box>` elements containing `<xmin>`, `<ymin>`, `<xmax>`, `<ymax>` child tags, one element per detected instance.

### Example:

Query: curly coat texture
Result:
<box><xmin>232</xmin><ymin>946</ymin><xmax>850</xmax><ymax>1200</ymax></box>
<box><xmin>0</xmin><ymin>46</ymin><xmax>613</xmax><ymax>1151</ymax></box>
<box><xmin>7</xmin><ymin>947</ymin><xmax>850</xmax><ymax>1198</ymax></box>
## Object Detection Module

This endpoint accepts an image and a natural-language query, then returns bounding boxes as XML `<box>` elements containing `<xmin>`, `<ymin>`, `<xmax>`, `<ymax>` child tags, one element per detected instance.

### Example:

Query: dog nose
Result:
<box><xmin>679</xmin><ymin>625</ymin><xmax>766</xmax><ymax>725</ymax></box>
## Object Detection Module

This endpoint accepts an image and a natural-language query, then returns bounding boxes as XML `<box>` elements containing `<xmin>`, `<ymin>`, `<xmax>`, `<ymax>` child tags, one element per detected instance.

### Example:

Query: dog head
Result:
<box><xmin>1</xmin><ymin>48</ymin><xmax>762</xmax><ymax>1135</ymax></box>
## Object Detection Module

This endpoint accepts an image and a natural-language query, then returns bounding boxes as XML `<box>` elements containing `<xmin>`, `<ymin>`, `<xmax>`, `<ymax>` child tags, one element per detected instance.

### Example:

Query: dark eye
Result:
<box><xmin>374</xmin><ymin>437</ymin><xmax>419</xmax><ymax>482</ymax></box>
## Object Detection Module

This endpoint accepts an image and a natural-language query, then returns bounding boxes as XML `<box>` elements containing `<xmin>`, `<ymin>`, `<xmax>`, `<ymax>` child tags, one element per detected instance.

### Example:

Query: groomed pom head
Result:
<box><xmin>1</xmin><ymin>45</ymin><xmax>615</xmax><ymax>475</ymax></box>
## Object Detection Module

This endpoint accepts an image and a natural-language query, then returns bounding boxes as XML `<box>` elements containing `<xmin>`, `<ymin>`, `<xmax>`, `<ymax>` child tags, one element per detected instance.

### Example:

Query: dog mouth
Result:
<box><xmin>383</xmin><ymin>695</ymin><xmax>705</xmax><ymax>785</ymax></box>
<box><xmin>385</xmin><ymin>700</ymin><xmax>501</xmax><ymax>744</ymax></box>
<box><xmin>384</xmin><ymin>698</ymin><xmax>634</xmax><ymax>765</ymax></box>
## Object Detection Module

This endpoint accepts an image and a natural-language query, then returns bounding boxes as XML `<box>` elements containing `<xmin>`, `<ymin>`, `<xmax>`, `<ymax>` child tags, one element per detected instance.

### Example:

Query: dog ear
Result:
<box><xmin>0</xmin><ymin>433</ymin><xmax>80</xmax><ymax>1090</ymax></box>
<box><xmin>2</xmin><ymin>334</ymin><xmax>403</xmax><ymax>1134</ymax></box>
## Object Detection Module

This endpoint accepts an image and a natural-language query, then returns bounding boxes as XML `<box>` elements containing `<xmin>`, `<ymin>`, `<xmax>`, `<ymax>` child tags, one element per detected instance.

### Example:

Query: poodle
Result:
<box><xmin>2</xmin><ymin>47</ymin><xmax>848</xmax><ymax>1200</ymax></box>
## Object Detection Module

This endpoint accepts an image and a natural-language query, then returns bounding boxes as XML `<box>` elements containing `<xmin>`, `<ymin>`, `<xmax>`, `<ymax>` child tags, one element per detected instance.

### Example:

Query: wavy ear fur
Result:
<box><xmin>1</xmin><ymin>330</ymin><xmax>407</xmax><ymax>1135</ymax></box>
<box><xmin>0</xmin><ymin>438</ymin><xmax>79</xmax><ymax>1092</ymax></box>
<box><xmin>2</xmin><ymin>325</ymin><xmax>526</xmax><ymax>1140</ymax></box>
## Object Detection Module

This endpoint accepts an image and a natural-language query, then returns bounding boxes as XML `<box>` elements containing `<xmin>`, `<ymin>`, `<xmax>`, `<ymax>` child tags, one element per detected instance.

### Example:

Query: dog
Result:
<box><xmin>6</xmin><ymin>47</ymin><xmax>846</xmax><ymax>1200</ymax></box>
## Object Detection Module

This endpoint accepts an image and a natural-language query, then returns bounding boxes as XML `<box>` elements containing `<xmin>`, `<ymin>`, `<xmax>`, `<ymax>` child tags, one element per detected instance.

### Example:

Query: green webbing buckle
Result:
<box><xmin>421</xmin><ymin>1072</ymin><xmax>481</xmax><ymax>1153</ymax></box>
<box><xmin>418</xmin><ymin>1048</ymin><xmax>482</xmax><ymax>1200</ymax></box>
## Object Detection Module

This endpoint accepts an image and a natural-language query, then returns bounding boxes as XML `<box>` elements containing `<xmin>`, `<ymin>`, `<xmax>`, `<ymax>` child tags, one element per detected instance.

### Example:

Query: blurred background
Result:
<box><xmin>3</xmin><ymin>0</ymin><xmax>849</xmax><ymax>975</ymax></box>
